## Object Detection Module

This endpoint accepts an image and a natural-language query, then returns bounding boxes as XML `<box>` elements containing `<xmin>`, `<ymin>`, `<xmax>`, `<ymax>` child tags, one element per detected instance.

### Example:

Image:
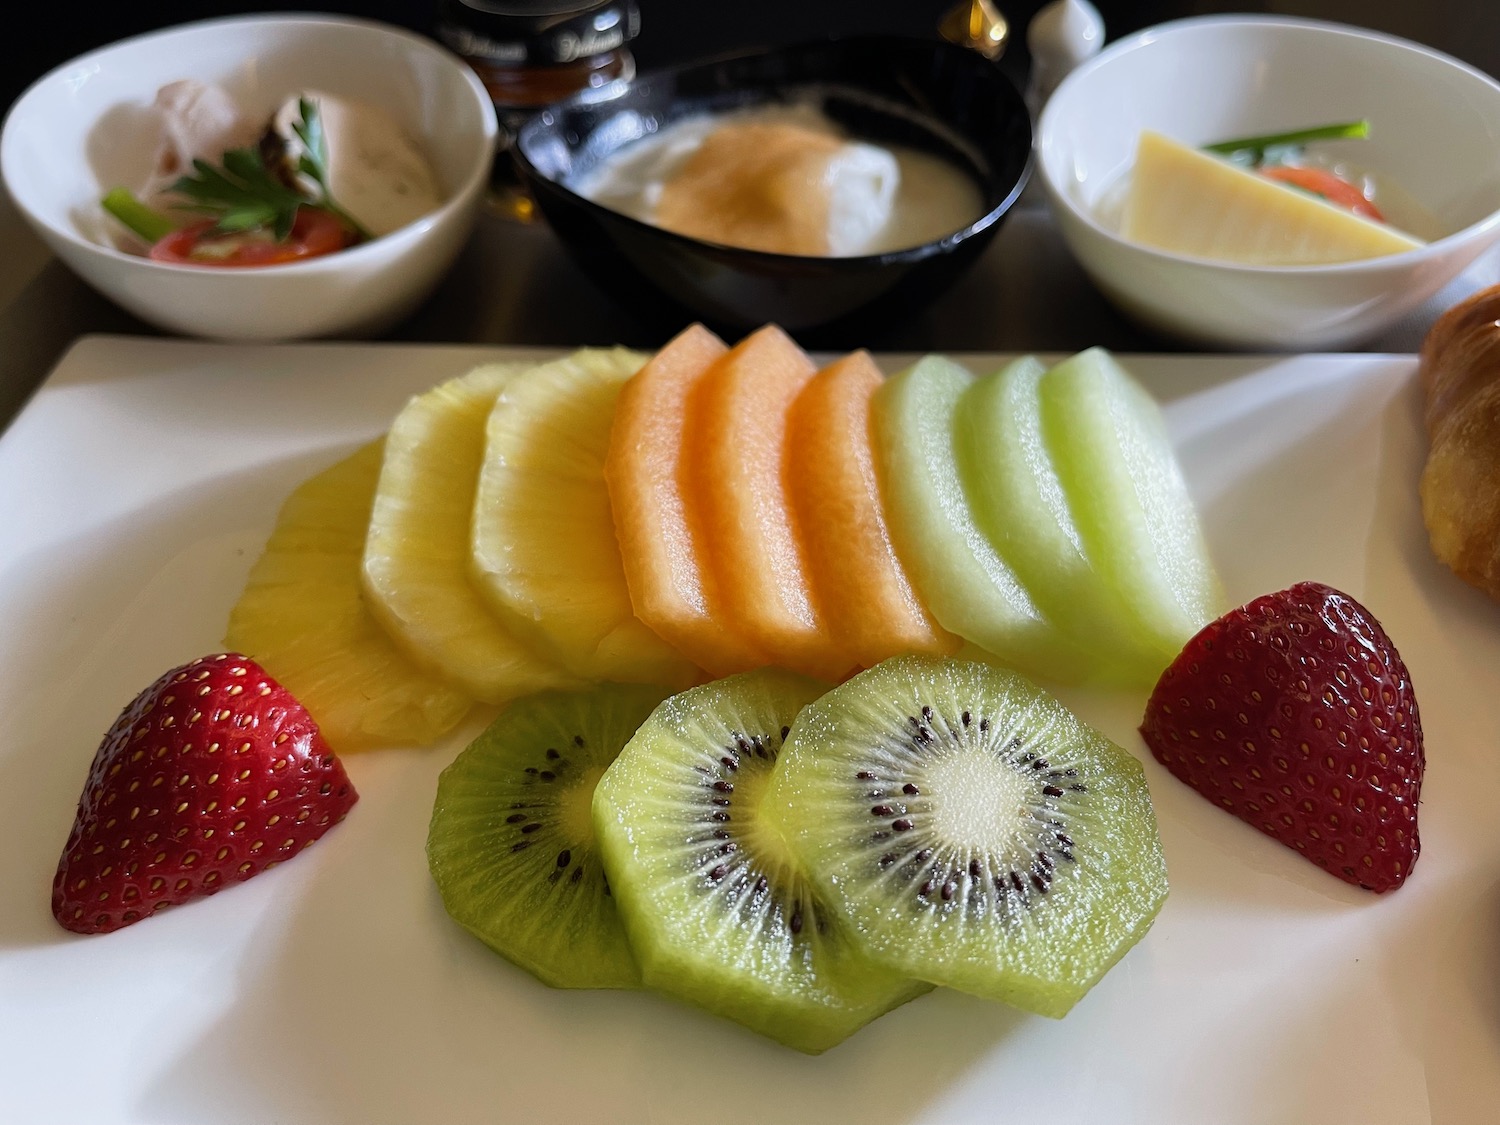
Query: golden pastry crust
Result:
<box><xmin>1418</xmin><ymin>287</ymin><xmax>1500</xmax><ymax>599</ymax></box>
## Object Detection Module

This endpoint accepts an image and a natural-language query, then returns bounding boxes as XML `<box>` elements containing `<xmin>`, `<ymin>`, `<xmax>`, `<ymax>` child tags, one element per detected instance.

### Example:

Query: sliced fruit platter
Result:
<box><xmin>0</xmin><ymin>336</ymin><xmax>1496</xmax><ymax>1123</ymax></box>
<box><xmin>226</xmin><ymin>324</ymin><xmax>1222</xmax><ymax>752</ymax></box>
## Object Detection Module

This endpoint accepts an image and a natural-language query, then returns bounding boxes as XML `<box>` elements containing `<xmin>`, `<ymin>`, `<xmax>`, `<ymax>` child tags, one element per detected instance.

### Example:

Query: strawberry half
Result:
<box><xmin>1140</xmin><ymin>581</ymin><xmax>1423</xmax><ymax>893</ymax></box>
<box><xmin>53</xmin><ymin>652</ymin><xmax>358</xmax><ymax>934</ymax></box>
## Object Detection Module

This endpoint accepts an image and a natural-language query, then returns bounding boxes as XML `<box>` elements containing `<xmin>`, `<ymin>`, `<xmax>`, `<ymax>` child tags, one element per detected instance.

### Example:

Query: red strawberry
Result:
<box><xmin>1140</xmin><ymin>581</ymin><xmax>1423</xmax><ymax>893</ymax></box>
<box><xmin>53</xmin><ymin>652</ymin><xmax>358</xmax><ymax>934</ymax></box>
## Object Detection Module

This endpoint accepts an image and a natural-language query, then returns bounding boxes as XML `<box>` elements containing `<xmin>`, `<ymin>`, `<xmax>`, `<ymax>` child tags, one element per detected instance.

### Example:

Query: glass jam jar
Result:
<box><xmin>437</xmin><ymin>0</ymin><xmax>640</xmax><ymax>220</ymax></box>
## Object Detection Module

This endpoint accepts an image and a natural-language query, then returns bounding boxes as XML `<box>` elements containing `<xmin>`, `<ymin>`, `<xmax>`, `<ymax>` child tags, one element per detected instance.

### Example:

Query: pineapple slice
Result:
<box><xmin>364</xmin><ymin>363</ymin><xmax>582</xmax><ymax>703</ymax></box>
<box><xmin>471</xmin><ymin>348</ymin><xmax>702</xmax><ymax>686</ymax></box>
<box><xmin>225</xmin><ymin>442</ymin><xmax>473</xmax><ymax>751</ymax></box>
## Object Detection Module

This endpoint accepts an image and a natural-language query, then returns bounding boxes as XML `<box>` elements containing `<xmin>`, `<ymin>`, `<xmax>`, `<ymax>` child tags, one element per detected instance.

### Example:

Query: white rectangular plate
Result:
<box><xmin>1</xmin><ymin>336</ymin><xmax>1497</xmax><ymax>1124</ymax></box>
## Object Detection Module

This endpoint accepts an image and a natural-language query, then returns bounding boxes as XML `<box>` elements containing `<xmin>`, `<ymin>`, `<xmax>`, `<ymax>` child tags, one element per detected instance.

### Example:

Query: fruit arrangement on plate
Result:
<box><xmin>47</xmin><ymin>322</ymin><xmax>1427</xmax><ymax>1056</ymax></box>
<box><xmin>224</xmin><ymin>321</ymin><xmax>1225</xmax><ymax>751</ymax></box>
<box><xmin>428</xmin><ymin>657</ymin><xmax>1168</xmax><ymax>1053</ymax></box>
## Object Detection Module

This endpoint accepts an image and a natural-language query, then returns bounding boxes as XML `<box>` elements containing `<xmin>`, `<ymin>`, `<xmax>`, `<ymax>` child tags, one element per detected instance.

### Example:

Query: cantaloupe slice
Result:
<box><xmin>786</xmin><ymin>350</ymin><xmax>958</xmax><ymax>668</ymax></box>
<box><xmin>604</xmin><ymin>324</ymin><xmax>765</xmax><ymax>677</ymax></box>
<box><xmin>689</xmin><ymin>325</ymin><xmax>854</xmax><ymax>681</ymax></box>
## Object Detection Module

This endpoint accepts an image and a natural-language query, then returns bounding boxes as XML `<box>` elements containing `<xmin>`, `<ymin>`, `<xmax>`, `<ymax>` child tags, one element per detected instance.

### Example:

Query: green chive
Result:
<box><xmin>100</xmin><ymin>188</ymin><xmax>178</xmax><ymax>243</ymax></box>
<box><xmin>1204</xmin><ymin>121</ymin><xmax>1372</xmax><ymax>164</ymax></box>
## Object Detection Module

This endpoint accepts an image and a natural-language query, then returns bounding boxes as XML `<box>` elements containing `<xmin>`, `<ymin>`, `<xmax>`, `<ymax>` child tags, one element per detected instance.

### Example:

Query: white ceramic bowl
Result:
<box><xmin>1037</xmin><ymin>16</ymin><xmax>1500</xmax><ymax>350</ymax></box>
<box><xmin>0</xmin><ymin>15</ymin><xmax>497</xmax><ymax>341</ymax></box>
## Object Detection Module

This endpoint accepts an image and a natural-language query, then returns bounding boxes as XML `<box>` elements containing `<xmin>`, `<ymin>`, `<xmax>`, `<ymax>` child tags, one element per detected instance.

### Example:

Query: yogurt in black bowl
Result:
<box><xmin>514</xmin><ymin>36</ymin><xmax>1031</xmax><ymax>335</ymax></box>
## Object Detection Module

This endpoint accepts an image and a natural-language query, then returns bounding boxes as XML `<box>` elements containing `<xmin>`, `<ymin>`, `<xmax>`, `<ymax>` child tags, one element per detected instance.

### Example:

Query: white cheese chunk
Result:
<box><xmin>274</xmin><ymin>92</ymin><xmax>443</xmax><ymax>238</ymax></box>
<box><xmin>1121</xmin><ymin>130</ymin><xmax>1424</xmax><ymax>265</ymax></box>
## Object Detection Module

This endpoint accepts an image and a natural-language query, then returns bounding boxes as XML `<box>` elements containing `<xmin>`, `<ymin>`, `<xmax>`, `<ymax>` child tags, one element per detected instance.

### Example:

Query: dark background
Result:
<box><xmin>4</xmin><ymin>0</ymin><xmax>1499</xmax><ymax>112</ymax></box>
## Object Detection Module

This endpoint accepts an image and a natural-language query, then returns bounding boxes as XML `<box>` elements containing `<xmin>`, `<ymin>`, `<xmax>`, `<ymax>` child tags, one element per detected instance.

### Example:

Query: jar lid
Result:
<box><xmin>437</xmin><ymin>0</ymin><xmax>640</xmax><ymax>66</ymax></box>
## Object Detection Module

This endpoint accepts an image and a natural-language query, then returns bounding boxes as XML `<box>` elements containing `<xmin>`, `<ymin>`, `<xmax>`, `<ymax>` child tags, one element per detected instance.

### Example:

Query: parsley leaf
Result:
<box><xmin>167</xmin><ymin>99</ymin><xmax>369</xmax><ymax>243</ymax></box>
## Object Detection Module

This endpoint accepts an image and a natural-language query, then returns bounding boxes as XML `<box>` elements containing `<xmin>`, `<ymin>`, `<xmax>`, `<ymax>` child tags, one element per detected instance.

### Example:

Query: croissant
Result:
<box><xmin>1419</xmin><ymin>286</ymin><xmax>1500</xmax><ymax>600</ymax></box>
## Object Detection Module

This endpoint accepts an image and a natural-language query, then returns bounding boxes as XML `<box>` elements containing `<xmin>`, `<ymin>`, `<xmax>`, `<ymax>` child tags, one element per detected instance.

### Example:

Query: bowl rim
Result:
<box><xmin>1036</xmin><ymin>13</ymin><xmax>1500</xmax><ymax>276</ymax></box>
<box><xmin>0</xmin><ymin>12</ymin><xmax>499</xmax><ymax>278</ymax></box>
<box><xmin>514</xmin><ymin>33</ymin><xmax>1032</xmax><ymax>268</ymax></box>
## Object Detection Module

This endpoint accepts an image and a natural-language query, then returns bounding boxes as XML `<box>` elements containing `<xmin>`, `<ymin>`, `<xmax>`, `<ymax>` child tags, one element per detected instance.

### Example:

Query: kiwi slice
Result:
<box><xmin>764</xmin><ymin>654</ymin><xmax>1168</xmax><ymax>1018</ymax></box>
<box><xmin>427</xmin><ymin>684</ymin><xmax>670</xmax><ymax>989</ymax></box>
<box><xmin>593</xmin><ymin>669</ymin><xmax>928</xmax><ymax>1053</ymax></box>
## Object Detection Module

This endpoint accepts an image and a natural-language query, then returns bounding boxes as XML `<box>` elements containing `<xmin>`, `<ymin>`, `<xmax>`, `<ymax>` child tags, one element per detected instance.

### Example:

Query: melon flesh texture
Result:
<box><xmin>956</xmin><ymin>357</ymin><xmax>1159</xmax><ymax>684</ymax></box>
<box><xmin>1037</xmin><ymin>347</ymin><xmax>1224</xmax><ymax>669</ymax></box>
<box><xmin>786</xmin><ymin>350</ymin><xmax>958</xmax><ymax>668</ymax></box>
<box><xmin>872</xmin><ymin>356</ymin><xmax>1095</xmax><ymax>682</ymax></box>
<box><xmin>604</xmin><ymin>324</ymin><xmax>766</xmax><ymax>677</ymax></box>
<box><xmin>689</xmin><ymin>326</ymin><xmax>854</xmax><ymax>681</ymax></box>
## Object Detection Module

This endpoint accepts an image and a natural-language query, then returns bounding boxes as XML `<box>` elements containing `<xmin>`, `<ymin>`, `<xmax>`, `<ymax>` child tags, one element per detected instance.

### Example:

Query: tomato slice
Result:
<box><xmin>1259</xmin><ymin>165</ymin><xmax>1386</xmax><ymax>223</ymax></box>
<box><xmin>148</xmin><ymin>208</ymin><xmax>357</xmax><ymax>267</ymax></box>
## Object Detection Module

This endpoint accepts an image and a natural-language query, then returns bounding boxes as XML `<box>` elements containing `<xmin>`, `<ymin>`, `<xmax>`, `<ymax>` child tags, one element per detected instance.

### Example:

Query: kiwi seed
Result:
<box><xmin>427</xmin><ymin>684</ymin><xmax>670</xmax><ymax>990</ymax></box>
<box><xmin>765</xmin><ymin>654</ymin><xmax>1170</xmax><ymax>1018</ymax></box>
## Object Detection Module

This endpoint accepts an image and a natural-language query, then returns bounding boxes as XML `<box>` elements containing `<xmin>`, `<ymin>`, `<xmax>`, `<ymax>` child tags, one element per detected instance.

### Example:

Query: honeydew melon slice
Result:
<box><xmin>957</xmin><ymin>357</ymin><xmax>1165</xmax><ymax>683</ymax></box>
<box><xmin>1036</xmin><ymin>347</ymin><xmax>1224</xmax><ymax>670</ymax></box>
<box><xmin>872</xmin><ymin>356</ymin><xmax>1095</xmax><ymax>682</ymax></box>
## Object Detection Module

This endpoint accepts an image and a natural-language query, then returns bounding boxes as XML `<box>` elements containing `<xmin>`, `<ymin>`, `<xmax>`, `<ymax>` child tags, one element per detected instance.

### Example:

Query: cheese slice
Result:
<box><xmin>1121</xmin><ymin>130</ymin><xmax>1423</xmax><ymax>265</ymax></box>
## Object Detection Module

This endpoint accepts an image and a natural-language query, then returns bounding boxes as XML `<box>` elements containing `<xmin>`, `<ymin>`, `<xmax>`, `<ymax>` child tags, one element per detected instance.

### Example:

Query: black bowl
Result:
<box><xmin>514</xmin><ymin>36</ymin><xmax>1032</xmax><ymax>336</ymax></box>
